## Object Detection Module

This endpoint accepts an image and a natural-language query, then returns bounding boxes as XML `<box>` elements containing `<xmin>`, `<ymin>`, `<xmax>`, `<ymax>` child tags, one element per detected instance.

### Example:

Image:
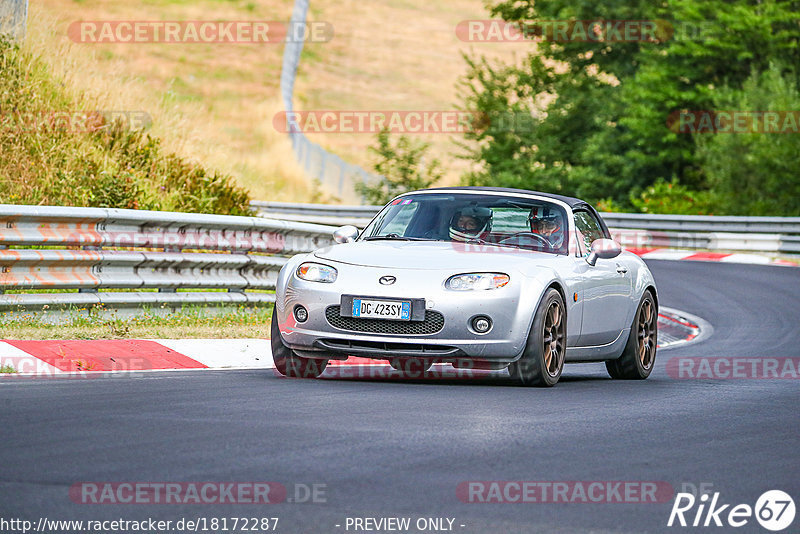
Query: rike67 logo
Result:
<box><xmin>668</xmin><ymin>490</ymin><xmax>795</xmax><ymax>531</ymax></box>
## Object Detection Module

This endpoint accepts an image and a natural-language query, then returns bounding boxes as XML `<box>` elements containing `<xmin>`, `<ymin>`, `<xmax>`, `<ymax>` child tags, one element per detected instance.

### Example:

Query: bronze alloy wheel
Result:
<box><xmin>543</xmin><ymin>300</ymin><xmax>565</xmax><ymax>377</ymax></box>
<box><xmin>637</xmin><ymin>297</ymin><xmax>657</xmax><ymax>370</ymax></box>
<box><xmin>605</xmin><ymin>289</ymin><xmax>657</xmax><ymax>380</ymax></box>
<box><xmin>509</xmin><ymin>288</ymin><xmax>566</xmax><ymax>386</ymax></box>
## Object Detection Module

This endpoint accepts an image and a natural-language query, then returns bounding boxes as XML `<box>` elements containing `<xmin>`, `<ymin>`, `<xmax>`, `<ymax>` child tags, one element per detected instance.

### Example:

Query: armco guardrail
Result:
<box><xmin>0</xmin><ymin>205</ymin><xmax>335</xmax><ymax>311</ymax></box>
<box><xmin>250</xmin><ymin>201</ymin><xmax>380</xmax><ymax>226</ymax></box>
<box><xmin>3</xmin><ymin>202</ymin><xmax>797</xmax><ymax>313</ymax></box>
<box><xmin>251</xmin><ymin>201</ymin><xmax>800</xmax><ymax>255</ymax></box>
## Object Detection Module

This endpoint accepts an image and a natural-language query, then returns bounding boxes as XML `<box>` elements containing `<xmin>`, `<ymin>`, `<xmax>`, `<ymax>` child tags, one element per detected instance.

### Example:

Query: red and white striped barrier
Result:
<box><xmin>626</xmin><ymin>247</ymin><xmax>797</xmax><ymax>267</ymax></box>
<box><xmin>0</xmin><ymin>309</ymin><xmax>703</xmax><ymax>378</ymax></box>
<box><xmin>0</xmin><ymin>339</ymin><xmax>272</xmax><ymax>377</ymax></box>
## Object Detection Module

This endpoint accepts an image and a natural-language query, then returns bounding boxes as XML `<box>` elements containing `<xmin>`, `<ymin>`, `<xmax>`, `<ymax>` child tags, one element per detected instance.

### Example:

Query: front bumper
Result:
<box><xmin>276</xmin><ymin>263</ymin><xmax>537</xmax><ymax>363</ymax></box>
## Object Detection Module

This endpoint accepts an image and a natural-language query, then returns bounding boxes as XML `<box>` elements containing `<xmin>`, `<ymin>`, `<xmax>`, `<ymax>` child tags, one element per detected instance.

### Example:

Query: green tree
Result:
<box><xmin>630</xmin><ymin>178</ymin><xmax>715</xmax><ymax>215</ymax></box>
<box><xmin>355</xmin><ymin>129</ymin><xmax>443</xmax><ymax>204</ymax></box>
<box><xmin>694</xmin><ymin>64</ymin><xmax>800</xmax><ymax>215</ymax></box>
<box><xmin>460</xmin><ymin>0</ymin><xmax>800</xmax><ymax>214</ymax></box>
<box><xmin>616</xmin><ymin>0</ymin><xmax>800</xmax><ymax>195</ymax></box>
<box><xmin>461</xmin><ymin>0</ymin><xmax>662</xmax><ymax>202</ymax></box>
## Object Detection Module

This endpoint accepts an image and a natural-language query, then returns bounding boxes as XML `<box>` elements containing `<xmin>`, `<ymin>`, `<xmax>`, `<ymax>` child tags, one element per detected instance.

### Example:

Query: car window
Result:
<box><xmin>361</xmin><ymin>193</ymin><xmax>569</xmax><ymax>254</ymax></box>
<box><xmin>363</xmin><ymin>200</ymin><xmax>419</xmax><ymax>238</ymax></box>
<box><xmin>574</xmin><ymin>210</ymin><xmax>605</xmax><ymax>256</ymax></box>
<box><xmin>381</xmin><ymin>202</ymin><xmax>419</xmax><ymax>235</ymax></box>
<box><xmin>490</xmin><ymin>208</ymin><xmax>534</xmax><ymax>233</ymax></box>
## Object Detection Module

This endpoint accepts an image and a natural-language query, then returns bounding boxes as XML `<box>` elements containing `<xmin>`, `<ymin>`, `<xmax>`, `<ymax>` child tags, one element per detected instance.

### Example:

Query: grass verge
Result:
<box><xmin>0</xmin><ymin>305</ymin><xmax>273</xmax><ymax>340</ymax></box>
<box><xmin>0</xmin><ymin>37</ymin><xmax>252</xmax><ymax>214</ymax></box>
<box><xmin>30</xmin><ymin>0</ymin><xmax>312</xmax><ymax>202</ymax></box>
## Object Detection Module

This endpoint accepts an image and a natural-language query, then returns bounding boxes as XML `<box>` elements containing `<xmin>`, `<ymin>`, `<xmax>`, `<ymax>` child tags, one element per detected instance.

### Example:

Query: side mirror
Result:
<box><xmin>333</xmin><ymin>225</ymin><xmax>359</xmax><ymax>244</ymax></box>
<box><xmin>586</xmin><ymin>238</ymin><xmax>621</xmax><ymax>266</ymax></box>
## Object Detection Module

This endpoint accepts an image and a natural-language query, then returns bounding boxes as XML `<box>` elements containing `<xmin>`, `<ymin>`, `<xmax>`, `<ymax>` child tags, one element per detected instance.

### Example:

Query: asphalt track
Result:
<box><xmin>1</xmin><ymin>260</ymin><xmax>798</xmax><ymax>533</ymax></box>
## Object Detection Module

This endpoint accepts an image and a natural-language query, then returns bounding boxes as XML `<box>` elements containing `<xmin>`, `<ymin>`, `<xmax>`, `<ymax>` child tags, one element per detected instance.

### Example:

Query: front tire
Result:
<box><xmin>508</xmin><ymin>288</ymin><xmax>566</xmax><ymax>387</ymax></box>
<box><xmin>606</xmin><ymin>289</ymin><xmax>657</xmax><ymax>380</ymax></box>
<box><xmin>270</xmin><ymin>306</ymin><xmax>328</xmax><ymax>378</ymax></box>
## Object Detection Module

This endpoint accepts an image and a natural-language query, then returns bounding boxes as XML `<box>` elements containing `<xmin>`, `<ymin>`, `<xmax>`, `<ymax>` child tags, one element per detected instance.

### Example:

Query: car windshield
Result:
<box><xmin>360</xmin><ymin>193</ymin><xmax>569</xmax><ymax>254</ymax></box>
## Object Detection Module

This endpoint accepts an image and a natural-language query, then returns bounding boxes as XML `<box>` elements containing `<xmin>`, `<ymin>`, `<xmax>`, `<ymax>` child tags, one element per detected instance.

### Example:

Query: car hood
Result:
<box><xmin>313</xmin><ymin>240</ymin><xmax>556</xmax><ymax>271</ymax></box>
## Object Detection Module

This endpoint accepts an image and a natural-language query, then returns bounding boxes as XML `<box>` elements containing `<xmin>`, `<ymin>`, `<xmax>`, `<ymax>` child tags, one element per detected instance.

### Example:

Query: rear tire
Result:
<box><xmin>270</xmin><ymin>307</ymin><xmax>328</xmax><ymax>378</ymax></box>
<box><xmin>606</xmin><ymin>290</ymin><xmax>657</xmax><ymax>380</ymax></box>
<box><xmin>389</xmin><ymin>358</ymin><xmax>433</xmax><ymax>377</ymax></box>
<box><xmin>508</xmin><ymin>288</ymin><xmax>566</xmax><ymax>387</ymax></box>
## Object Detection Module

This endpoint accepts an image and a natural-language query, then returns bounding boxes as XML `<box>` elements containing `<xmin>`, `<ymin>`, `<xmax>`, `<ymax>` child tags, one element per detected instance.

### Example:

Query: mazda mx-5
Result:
<box><xmin>271</xmin><ymin>187</ymin><xmax>658</xmax><ymax>386</ymax></box>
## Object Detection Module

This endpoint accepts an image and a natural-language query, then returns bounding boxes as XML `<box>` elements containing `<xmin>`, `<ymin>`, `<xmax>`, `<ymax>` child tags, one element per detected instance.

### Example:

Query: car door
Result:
<box><xmin>573</xmin><ymin>210</ymin><xmax>632</xmax><ymax>347</ymax></box>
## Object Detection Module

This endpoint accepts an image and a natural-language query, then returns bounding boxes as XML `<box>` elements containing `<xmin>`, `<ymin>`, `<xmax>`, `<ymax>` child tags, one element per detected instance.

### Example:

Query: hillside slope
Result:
<box><xmin>26</xmin><ymin>0</ymin><xmax>521</xmax><ymax>203</ymax></box>
<box><xmin>0</xmin><ymin>37</ymin><xmax>251</xmax><ymax>214</ymax></box>
<box><xmin>30</xmin><ymin>0</ymin><xmax>311</xmax><ymax>202</ymax></box>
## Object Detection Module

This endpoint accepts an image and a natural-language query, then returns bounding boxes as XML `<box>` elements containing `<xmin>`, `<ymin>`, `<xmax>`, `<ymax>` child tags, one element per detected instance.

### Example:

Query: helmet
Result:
<box><xmin>449</xmin><ymin>205</ymin><xmax>493</xmax><ymax>242</ymax></box>
<box><xmin>529</xmin><ymin>208</ymin><xmax>564</xmax><ymax>246</ymax></box>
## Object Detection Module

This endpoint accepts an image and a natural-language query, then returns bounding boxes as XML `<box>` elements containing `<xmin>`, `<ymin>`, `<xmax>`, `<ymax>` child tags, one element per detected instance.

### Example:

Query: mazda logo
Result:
<box><xmin>379</xmin><ymin>276</ymin><xmax>396</xmax><ymax>285</ymax></box>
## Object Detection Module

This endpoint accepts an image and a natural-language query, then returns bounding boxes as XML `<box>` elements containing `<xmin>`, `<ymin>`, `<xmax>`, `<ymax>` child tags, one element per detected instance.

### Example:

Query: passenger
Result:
<box><xmin>529</xmin><ymin>211</ymin><xmax>565</xmax><ymax>248</ymax></box>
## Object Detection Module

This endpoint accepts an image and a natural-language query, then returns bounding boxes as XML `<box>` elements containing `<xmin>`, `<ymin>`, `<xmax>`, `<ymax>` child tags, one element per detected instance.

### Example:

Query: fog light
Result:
<box><xmin>472</xmin><ymin>316</ymin><xmax>492</xmax><ymax>333</ymax></box>
<box><xmin>294</xmin><ymin>305</ymin><xmax>308</xmax><ymax>323</ymax></box>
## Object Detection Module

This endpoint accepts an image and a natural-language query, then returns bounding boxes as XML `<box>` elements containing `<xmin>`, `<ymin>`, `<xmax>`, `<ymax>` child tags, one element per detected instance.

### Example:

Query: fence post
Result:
<box><xmin>0</xmin><ymin>0</ymin><xmax>28</xmax><ymax>41</ymax></box>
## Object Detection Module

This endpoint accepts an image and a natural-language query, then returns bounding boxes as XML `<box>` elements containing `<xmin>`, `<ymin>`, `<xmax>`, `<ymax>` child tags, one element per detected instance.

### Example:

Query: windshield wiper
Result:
<box><xmin>364</xmin><ymin>234</ymin><xmax>433</xmax><ymax>241</ymax></box>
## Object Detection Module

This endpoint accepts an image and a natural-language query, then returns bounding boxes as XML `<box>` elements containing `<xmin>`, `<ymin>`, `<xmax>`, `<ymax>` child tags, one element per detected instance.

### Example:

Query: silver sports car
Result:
<box><xmin>271</xmin><ymin>187</ymin><xmax>658</xmax><ymax>386</ymax></box>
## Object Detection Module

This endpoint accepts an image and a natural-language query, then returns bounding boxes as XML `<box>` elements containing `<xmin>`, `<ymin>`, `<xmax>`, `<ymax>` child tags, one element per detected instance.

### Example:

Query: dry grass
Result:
<box><xmin>2</xmin><ymin>323</ymin><xmax>271</xmax><ymax>340</ymax></box>
<box><xmin>30</xmin><ymin>0</ymin><xmax>311</xmax><ymax>201</ymax></box>
<box><xmin>0</xmin><ymin>305</ymin><xmax>273</xmax><ymax>340</ymax></box>
<box><xmin>297</xmin><ymin>0</ymin><xmax>526</xmax><ymax>193</ymax></box>
<box><xmin>32</xmin><ymin>0</ymin><xmax>524</xmax><ymax>203</ymax></box>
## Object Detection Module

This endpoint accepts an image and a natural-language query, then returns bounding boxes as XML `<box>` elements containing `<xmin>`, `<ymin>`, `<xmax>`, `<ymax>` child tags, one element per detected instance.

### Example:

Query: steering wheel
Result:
<box><xmin>498</xmin><ymin>232</ymin><xmax>554</xmax><ymax>250</ymax></box>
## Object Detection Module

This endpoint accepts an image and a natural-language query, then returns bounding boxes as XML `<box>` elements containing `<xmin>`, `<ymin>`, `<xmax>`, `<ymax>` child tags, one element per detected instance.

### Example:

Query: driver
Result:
<box><xmin>529</xmin><ymin>210</ymin><xmax>565</xmax><ymax>248</ymax></box>
<box><xmin>449</xmin><ymin>205</ymin><xmax>492</xmax><ymax>242</ymax></box>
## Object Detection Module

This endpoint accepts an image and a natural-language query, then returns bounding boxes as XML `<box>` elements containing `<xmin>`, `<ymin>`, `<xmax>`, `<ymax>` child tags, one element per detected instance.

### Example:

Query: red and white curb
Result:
<box><xmin>0</xmin><ymin>309</ymin><xmax>706</xmax><ymax>378</ymax></box>
<box><xmin>625</xmin><ymin>248</ymin><xmax>797</xmax><ymax>267</ymax></box>
<box><xmin>0</xmin><ymin>339</ymin><xmax>273</xmax><ymax>377</ymax></box>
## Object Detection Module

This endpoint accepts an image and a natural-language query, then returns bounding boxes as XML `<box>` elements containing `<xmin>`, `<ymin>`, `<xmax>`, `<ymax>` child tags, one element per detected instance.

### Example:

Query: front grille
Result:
<box><xmin>325</xmin><ymin>306</ymin><xmax>445</xmax><ymax>335</ymax></box>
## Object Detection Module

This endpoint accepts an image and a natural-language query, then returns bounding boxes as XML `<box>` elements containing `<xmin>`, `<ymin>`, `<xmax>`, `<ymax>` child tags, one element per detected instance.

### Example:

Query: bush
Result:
<box><xmin>0</xmin><ymin>38</ymin><xmax>251</xmax><ymax>215</ymax></box>
<box><xmin>630</xmin><ymin>179</ymin><xmax>715</xmax><ymax>215</ymax></box>
<box><xmin>355</xmin><ymin>129</ymin><xmax>443</xmax><ymax>204</ymax></box>
<box><xmin>694</xmin><ymin>64</ymin><xmax>800</xmax><ymax>216</ymax></box>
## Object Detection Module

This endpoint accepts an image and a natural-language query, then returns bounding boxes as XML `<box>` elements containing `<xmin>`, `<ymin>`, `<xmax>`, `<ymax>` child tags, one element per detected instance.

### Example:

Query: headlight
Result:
<box><xmin>446</xmin><ymin>273</ymin><xmax>509</xmax><ymax>291</ymax></box>
<box><xmin>296</xmin><ymin>262</ymin><xmax>338</xmax><ymax>283</ymax></box>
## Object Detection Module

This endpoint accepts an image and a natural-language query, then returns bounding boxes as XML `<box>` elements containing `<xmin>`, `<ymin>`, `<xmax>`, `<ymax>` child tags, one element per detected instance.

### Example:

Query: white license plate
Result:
<box><xmin>351</xmin><ymin>299</ymin><xmax>411</xmax><ymax>321</ymax></box>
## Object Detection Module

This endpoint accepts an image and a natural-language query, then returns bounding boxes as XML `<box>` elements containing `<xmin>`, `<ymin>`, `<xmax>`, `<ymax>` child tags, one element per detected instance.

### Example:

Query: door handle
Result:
<box><xmin>616</xmin><ymin>265</ymin><xmax>628</xmax><ymax>274</ymax></box>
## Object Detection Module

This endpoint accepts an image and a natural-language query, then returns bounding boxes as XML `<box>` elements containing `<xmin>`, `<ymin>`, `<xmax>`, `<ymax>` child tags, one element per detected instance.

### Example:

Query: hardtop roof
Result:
<box><xmin>413</xmin><ymin>186</ymin><xmax>588</xmax><ymax>208</ymax></box>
